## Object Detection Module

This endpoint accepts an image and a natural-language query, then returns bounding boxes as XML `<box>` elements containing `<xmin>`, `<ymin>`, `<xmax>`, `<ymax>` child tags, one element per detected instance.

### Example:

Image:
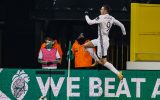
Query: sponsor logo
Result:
<box><xmin>11</xmin><ymin>70</ymin><xmax>30</xmax><ymax>100</ymax></box>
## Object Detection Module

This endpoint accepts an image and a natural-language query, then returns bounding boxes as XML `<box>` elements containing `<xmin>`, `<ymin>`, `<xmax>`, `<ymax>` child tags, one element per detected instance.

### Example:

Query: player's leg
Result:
<box><xmin>102</xmin><ymin>58</ymin><xmax>123</xmax><ymax>81</ymax></box>
<box><xmin>85</xmin><ymin>48</ymin><xmax>99</xmax><ymax>61</ymax></box>
<box><xmin>101</xmin><ymin>58</ymin><xmax>119</xmax><ymax>74</ymax></box>
<box><xmin>83</xmin><ymin>40</ymin><xmax>100</xmax><ymax>63</ymax></box>
<box><xmin>101</xmin><ymin>40</ymin><xmax>123</xmax><ymax>80</ymax></box>
<box><xmin>83</xmin><ymin>41</ymin><xmax>95</xmax><ymax>48</ymax></box>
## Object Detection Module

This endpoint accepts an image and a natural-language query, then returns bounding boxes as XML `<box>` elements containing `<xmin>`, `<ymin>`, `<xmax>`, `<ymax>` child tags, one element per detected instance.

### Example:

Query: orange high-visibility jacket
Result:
<box><xmin>72</xmin><ymin>40</ymin><xmax>93</xmax><ymax>68</ymax></box>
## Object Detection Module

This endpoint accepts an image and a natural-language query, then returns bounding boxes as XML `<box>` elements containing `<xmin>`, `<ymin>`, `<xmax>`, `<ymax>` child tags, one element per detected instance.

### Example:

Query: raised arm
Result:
<box><xmin>85</xmin><ymin>15</ymin><xmax>101</xmax><ymax>25</ymax></box>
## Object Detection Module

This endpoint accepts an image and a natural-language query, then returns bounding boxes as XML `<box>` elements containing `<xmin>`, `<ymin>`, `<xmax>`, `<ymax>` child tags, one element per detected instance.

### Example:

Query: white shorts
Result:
<box><xmin>91</xmin><ymin>38</ymin><xmax>109</xmax><ymax>58</ymax></box>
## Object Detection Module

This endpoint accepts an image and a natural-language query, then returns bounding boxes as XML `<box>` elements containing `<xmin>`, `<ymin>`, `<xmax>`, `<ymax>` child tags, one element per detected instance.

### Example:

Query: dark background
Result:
<box><xmin>0</xmin><ymin>0</ymin><xmax>159</xmax><ymax>69</ymax></box>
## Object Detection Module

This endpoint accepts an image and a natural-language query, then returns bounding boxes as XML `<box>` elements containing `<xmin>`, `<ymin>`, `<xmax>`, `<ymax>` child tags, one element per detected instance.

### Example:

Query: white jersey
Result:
<box><xmin>85</xmin><ymin>14</ymin><xmax>126</xmax><ymax>40</ymax></box>
<box><xmin>85</xmin><ymin>14</ymin><xmax>126</xmax><ymax>58</ymax></box>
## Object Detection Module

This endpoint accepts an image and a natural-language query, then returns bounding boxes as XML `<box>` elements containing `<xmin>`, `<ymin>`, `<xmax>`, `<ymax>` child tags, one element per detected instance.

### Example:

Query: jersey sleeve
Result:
<box><xmin>56</xmin><ymin>50</ymin><xmax>61</xmax><ymax>59</ymax></box>
<box><xmin>38</xmin><ymin>50</ymin><xmax>43</xmax><ymax>59</ymax></box>
<box><xmin>85</xmin><ymin>15</ymin><xmax>102</xmax><ymax>25</ymax></box>
<box><xmin>113</xmin><ymin>18</ymin><xmax>126</xmax><ymax>35</ymax></box>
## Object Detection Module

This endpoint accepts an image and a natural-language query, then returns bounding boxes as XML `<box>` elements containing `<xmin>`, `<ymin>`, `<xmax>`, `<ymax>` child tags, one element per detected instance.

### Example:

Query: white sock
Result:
<box><xmin>85</xmin><ymin>48</ymin><xmax>99</xmax><ymax>61</ymax></box>
<box><xmin>104</xmin><ymin>62</ymin><xmax>119</xmax><ymax>75</ymax></box>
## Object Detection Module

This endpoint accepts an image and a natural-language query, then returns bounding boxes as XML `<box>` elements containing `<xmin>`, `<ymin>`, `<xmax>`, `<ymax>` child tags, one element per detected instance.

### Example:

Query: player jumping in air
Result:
<box><xmin>84</xmin><ymin>5</ymin><xmax>126</xmax><ymax>81</ymax></box>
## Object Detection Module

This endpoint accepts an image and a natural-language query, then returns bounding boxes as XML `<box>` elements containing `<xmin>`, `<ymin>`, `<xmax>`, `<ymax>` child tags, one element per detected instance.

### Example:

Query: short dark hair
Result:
<box><xmin>102</xmin><ymin>4</ymin><xmax>110</xmax><ymax>12</ymax></box>
<box><xmin>45</xmin><ymin>37</ymin><xmax>53</xmax><ymax>41</ymax></box>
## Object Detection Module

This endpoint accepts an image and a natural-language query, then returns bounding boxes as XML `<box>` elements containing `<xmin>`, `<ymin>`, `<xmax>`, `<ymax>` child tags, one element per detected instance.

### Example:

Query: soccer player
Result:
<box><xmin>84</xmin><ymin>5</ymin><xmax>126</xmax><ymax>80</ymax></box>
